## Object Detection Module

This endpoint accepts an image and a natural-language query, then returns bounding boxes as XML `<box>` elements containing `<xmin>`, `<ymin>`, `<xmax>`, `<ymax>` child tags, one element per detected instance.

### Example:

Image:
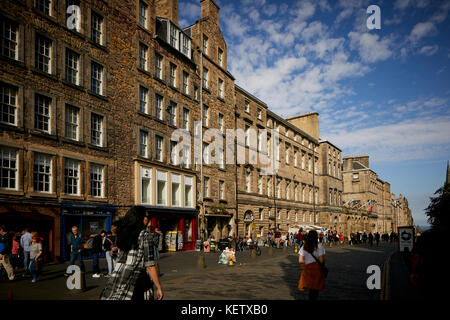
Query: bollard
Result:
<box><xmin>268</xmin><ymin>246</ymin><xmax>273</xmax><ymax>256</ymax></box>
<box><xmin>197</xmin><ymin>254</ymin><xmax>206</xmax><ymax>269</ymax></box>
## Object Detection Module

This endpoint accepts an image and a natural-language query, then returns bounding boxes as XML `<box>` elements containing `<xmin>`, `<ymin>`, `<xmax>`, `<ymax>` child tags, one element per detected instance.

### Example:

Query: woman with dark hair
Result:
<box><xmin>100</xmin><ymin>206</ymin><xmax>163</xmax><ymax>300</ymax></box>
<box><xmin>298</xmin><ymin>230</ymin><xmax>326</xmax><ymax>300</ymax></box>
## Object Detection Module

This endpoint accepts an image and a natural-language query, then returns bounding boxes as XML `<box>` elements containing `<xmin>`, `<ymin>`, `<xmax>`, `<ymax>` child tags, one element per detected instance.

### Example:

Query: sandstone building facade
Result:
<box><xmin>0</xmin><ymin>0</ymin><xmax>412</xmax><ymax>260</ymax></box>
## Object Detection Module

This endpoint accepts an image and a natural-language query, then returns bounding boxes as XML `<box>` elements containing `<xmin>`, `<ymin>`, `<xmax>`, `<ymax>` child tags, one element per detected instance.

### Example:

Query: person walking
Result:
<box><xmin>368</xmin><ymin>233</ymin><xmax>374</xmax><ymax>246</ymax></box>
<box><xmin>274</xmin><ymin>229</ymin><xmax>281</xmax><ymax>249</ymax></box>
<box><xmin>11</xmin><ymin>233</ymin><xmax>20</xmax><ymax>270</ymax></box>
<box><xmin>375</xmin><ymin>232</ymin><xmax>380</xmax><ymax>247</ymax></box>
<box><xmin>20</xmin><ymin>228</ymin><xmax>32</xmax><ymax>277</ymax></box>
<box><xmin>100</xmin><ymin>206</ymin><xmax>163</xmax><ymax>300</ymax></box>
<box><xmin>298</xmin><ymin>230</ymin><xmax>326</xmax><ymax>300</ymax></box>
<box><xmin>91</xmin><ymin>231</ymin><xmax>103</xmax><ymax>278</ymax></box>
<box><xmin>29</xmin><ymin>233</ymin><xmax>43</xmax><ymax>283</ymax></box>
<box><xmin>65</xmin><ymin>226</ymin><xmax>85</xmax><ymax>275</ymax></box>
<box><xmin>339</xmin><ymin>232</ymin><xmax>344</xmax><ymax>245</ymax></box>
<box><xmin>0</xmin><ymin>225</ymin><xmax>14</xmax><ymax>281</ymax></box>
<box><xmin>103</xmin><ymin>231</ymin><xmax>114</xmax><ymax>277</ymax></box>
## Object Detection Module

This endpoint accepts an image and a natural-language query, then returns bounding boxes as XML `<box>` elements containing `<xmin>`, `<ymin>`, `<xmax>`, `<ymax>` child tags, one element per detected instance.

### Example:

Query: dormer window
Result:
<box><xmin>170</xmin><ymin>23</ymin><xmax>178</xmax><ymax>50</ymax></box>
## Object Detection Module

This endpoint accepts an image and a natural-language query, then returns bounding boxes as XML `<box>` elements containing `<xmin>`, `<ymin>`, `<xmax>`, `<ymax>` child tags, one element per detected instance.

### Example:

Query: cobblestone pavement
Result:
<box><xmin>0</xmin><ymin>242</ymin><xmax>396</xmax><ymax>300</ymax></box>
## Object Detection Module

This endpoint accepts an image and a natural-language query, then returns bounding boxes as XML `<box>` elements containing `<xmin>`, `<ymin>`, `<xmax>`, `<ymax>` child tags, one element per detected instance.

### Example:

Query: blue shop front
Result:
<box><xmin>60</xmin><ymin>203</ymin><xmax>114</xmax><ymax>261</ymax></box>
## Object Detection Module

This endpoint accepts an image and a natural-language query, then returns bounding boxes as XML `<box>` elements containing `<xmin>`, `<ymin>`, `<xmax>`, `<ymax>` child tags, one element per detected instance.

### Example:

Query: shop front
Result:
<box><xmin>146</xmin><ymin>206</ymin><xmax>198</xmax><ymax>252</ymax></box>
<box><xmin>60</xmin><ymin>203</ymin><xmax>114</xmax><ymax>261</ymax></box>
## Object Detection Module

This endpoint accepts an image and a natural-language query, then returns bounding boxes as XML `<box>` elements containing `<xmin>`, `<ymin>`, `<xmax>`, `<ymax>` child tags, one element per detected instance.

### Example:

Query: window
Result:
<box><xmin>245</xmin><ymin>171</ymin><xmax>251</xmax><ymax>192</ymax></box>
<box><xmin>91</xmin><ymin>62</ymin><xmax>103</xmax><ymax>95</ymax></box>
<box><xmin>259</xmin><ymin>208</ymin><xmax>264</xmax><ymax>221</ymax></box>
<box><xmin>245</xmin><ymin>125</ymin><xmax>250</xmax><ymax>147</ymax></box>
<box><xmin>170</xmin><ymin>140</ymin><xmax>177</xmax><ymax>165</ymax></box>
<box><xmin>182</xmin><ymin>108</ymin><xmax>189</xmax><ymax>130</ymax></box>
<box><xmin>169</xmin><ymin>63</ymin><xmax>177</xmax><ymax>87</ymax></box>
<box><xmin>64</xmin><ymin>159</ymin><xmax>80</xmax><ymax>195</ymax></box>
<box><xmin>0</xmin><ymin>147</ymin><xmax>17</xmax><ymax>190</ymax></box>
<box><xmin>301</xmin><ymin>152</ymin><xmax>305</xmax><ymax>170</ymax></box>
<box><xmin>309</xmin><ymin>188</ymin><xmax>313</xmax><ymax>203</ymax></box>
<box><xmin>155</xmin><ymin>135</ymin><xmax>163</xmax><ymax>161</ymax></box>
<box><xmin>65</xmin><ymin>49</ymin><xmax>80</xmax><ymax>85</ymax></box>
<box><xmin>218</xmin><ymin>114</ymin><xmax>224</xmax><ymax>133</ymax></box>
<box><xmin>218</xmin><ymin>147</ymin><xmax>224</xmax><ymax>169</ymax></box>
<box><xmin>181</xmin><ymin>34</ymin><xmax>190</xmax><ymax>58</ymax></box>
<box><xmin>66</xmin><ymin>1</ymin><xmax>80</xmax><ymax>31</ymax></box>
<box><xmin>244</xmin><ymin>100</ymin><xmax>250</xmax><ymax>113</ymax></box>
<box><xmin>169</xmin><ymin>23</ymin><xmax>178</xmax><ymax>49</ymax></box>
<box><xmin>202</xmin><ymin>105</ymin><xmax>209</xmax><ymax>126</ymax></box>
<box><xmin>302</xmin><ymin>185</ymin><xmax>306</xmax><ymax>202</ymax></box>
<box><xmin>139</xmin><ymin>1</ymin><xmax>148</xmax><ymax>28</ymax></box>
<box><xmin>37</xmin><ymin>0</ymin><xmax>51</xmax><ymax>15</ymax></box>
<box><xmin>267</xmin><ymin>177</ymin><xmax>272</xmax><ymax>196</ymax></box>
<box><xmin>155</xmin><ymin>94</ymin><xmax>163</xmax><ymax>120</ymax></box>
<box><xmin>155</xmin><ymin>53</ymin><xmax>163</xmax><ymax>79</ymax></box>
<box><xmin>182</xmin><ymin>71</ymin><xmax>189</xmax><ymax>94</ymax></box>
<box><xmin>257</xmin><ymin>108</ymin><xmax>262</xmax><ymax>120</ymax></box>
<box><xmin>156</xmin><ymin>170</ymin><xmax>167</xmax><ymax>205</ymax></box>
<box><xmin>65</xmin><ymin>104</ymin><xmax>79</xmax><ymax>141</ymax></box>
<box><xmin>203</xmin><ymin>143</ymin><xmax>209</xmax><ymax>164</ymax></box>
<box><xmin>218</xmin><ymin>48</ymin><xmax>223</xmax><ymax>66</ymax></box>
<box><xmin>140</xmin><ymin>167</ymin><xmax>152</xmax><ymax>204</ymax></box>
<box><xmin>91</xmin><ymin>11</ymin><xmax>103</xmax><ymax>45</ymax></box>
<box><xmin>219</xmin><ymin>180</ymin><xmax>224</xmax><ymax>200</ymax></box>
<box><xmin>295</xmin><ymin>184</ymin><xmax>298</xmax><ymax>201</ymax></box>
<box><xmin>203</xmin><ymin>35</ymin><xmax>208</xmax><ymax>54</ymax></box>
<box><xmin>194</xmin><ymin>85</ymin><xmax>199</xmax><ymax>100</ymax></box>
<box><xmin>171</xmin><ymin>173</ymin><xmax>181</xmax><ymax>206</ymax></box>
<box><xmin>294</xmin><ymin>150</ymin><xmax>298</xmax><ymax>167</ymax></box>
<box><xmin>139</xmin><ymin>86</ymin><xmax>148</xmax><ymax>114</ymax></box>
<box><xmin>168</xmin><ymin>101</ymin><xmax>177</xmax><ymax>126</ymax></box>
<box><xmin>202</xmin><ymin>67</ymin><xmax>208</xmax><ymax>89</ymax></box>
<box><xmin>285</xmin><ymin>145</ymin><xmax>290</xmax><ymax>165</ymax></box>
<box><xmin>90</xmin><ymin>164</ymin><xmax>104</xmax><ymax>197</ymax></box>
<box><xmin>139</xmin><ymin>130</ymin><xmax>148</xmax><ymax>157</ymax></box>
<box><xmin>35</xmin><ymin>94</ymin><xmax>51</xmax><ymax>133</ymax></box>
<box><xmin>182</xmin><ymin>145</ymin><xmax>190</xmax><ymax>169</ymax></box>
<box><xmin>258</xmin><ymin>176</ymin><xmax>262</xmax><ymax>195</ymax></box>
<box><xmin>91</xmin><ymin>113</ymin><xmax>103</xmax><ymax>146</ymax></box>
<box><xmin>218</xmin><ymin>78</ymin><xmax>224</xmax><ymax>98</ymax></box>
<box><xmin>139</xmin><ymin>43</ymin><xmax>148</xmax><ymax>71</ymax></box>
<box><xmin>35</xmin><ymin>34</ymin><xmax>52</xmax><ymax>73</ymax></box>
<box><xmin>308</xmin><ymin>155</ymin><xmax>312</xmax><ymax>172</ymax></box>
<box><xmin>353</xmin><ymin>173</ymin><xmax>359</xmax><ymax>180</ymax></box>
<box><xmin>203</xmin><ymin>176</ymin><xmax>209</xmax><ymax>197</ymax></box>
<box><xmin>286</xmin><ymin>182</ymin><xmax>290</xmax><ymax>200</ymax></box>
<box><xmin>1</xmin><ymin>18</ymin><xmax>18</xmax><ymax>60</ymax></box>
<box><xmin>33</xmin><ymin>153</ymin><xmax>52</xmax><ymax>193</ymax></box>
<box><xmin>184</xmin><ymin>176</ymin><xmax>193</xmax><ymax>207</ymax></box>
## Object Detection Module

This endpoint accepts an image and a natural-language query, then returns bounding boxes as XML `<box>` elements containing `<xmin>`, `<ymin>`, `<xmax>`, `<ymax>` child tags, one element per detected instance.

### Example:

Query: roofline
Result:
<box><xmin>235</xmin><ymin>85</ymin><xmax>268</xmax><ymax>108</ymax></box>
<box><xmin>319</xmin><ymin>140</ymin><xmax>342</xmax><ymax>152</ymax></box>
<box><xmin>286</xmin><ymin>111</ymin><xmax>319</xmax><ymax>120</ymax></box>
<box><xmin>343</xmin><ymin>155</ymin><xmax>369</xmax><ymax>159</ymax></box>
<box><xmin>266</xmin><ymin>109</ymin><xmax>319</xmax><ymax>144</ymax></box>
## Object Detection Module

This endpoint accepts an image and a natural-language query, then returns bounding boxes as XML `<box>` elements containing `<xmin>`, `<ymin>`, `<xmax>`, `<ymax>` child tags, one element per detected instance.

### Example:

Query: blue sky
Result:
<box><xmin>178</xmin><ymin>0</ymin><xmax>450</xmax><ymax>226</ymax></box>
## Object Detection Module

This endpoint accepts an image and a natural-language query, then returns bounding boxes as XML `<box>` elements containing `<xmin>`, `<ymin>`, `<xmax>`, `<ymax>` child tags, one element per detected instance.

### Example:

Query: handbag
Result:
<box><xmin>132</xmin><ymin>268</ymin><xmax>154</xmax><ymax>300</ymax></box>
<box><xmin>309</xmin><ymin>250</ymin><xmax>328</xmax><ymax>278</ymax></box>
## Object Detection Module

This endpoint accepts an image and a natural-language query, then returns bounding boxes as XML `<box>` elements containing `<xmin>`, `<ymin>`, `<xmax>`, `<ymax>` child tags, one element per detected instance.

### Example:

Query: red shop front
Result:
<box><xmin>146</xmin><ymin>207</ymin><xmax>198</xmax><ymax>252</ymax></box>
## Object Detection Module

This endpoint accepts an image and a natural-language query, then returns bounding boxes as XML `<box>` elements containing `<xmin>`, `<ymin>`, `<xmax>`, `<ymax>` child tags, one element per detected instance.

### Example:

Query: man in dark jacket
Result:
<box><xmin>0</xmin><ymin>225</ymin><xmax>14</xmax><ymax>280</ymax></box>
<box><xmin>91</xmin><ymin>231</ymin><xmax>103</xmax><ymax>278</ymax></box>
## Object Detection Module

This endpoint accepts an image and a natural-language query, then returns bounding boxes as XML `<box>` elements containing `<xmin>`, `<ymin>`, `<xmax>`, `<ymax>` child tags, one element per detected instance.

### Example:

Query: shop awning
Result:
<box><xmin>142</xmin><ymin>206</ymin><xmax>199</xmax><ymax>216</ymax></box>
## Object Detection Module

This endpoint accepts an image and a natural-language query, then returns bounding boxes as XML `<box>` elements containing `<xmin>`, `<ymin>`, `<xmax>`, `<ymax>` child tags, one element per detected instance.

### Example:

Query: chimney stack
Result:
<box><xmin>201</xmin><ymin>0</ymin><xmax>220</xmax><ymax>25</ymax></box>
<box><xmin>155</xmin><ymin>0</ymin><xmax>179</xmax><ymax>25</ymax></box>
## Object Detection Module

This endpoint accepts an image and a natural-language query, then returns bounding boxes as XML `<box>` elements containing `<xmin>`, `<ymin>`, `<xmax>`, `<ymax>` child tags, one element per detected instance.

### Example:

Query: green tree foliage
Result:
<box><xmin>425</xmin><ymin>183</ymin><xmax>450</xmax><ymax>227</ymax></box>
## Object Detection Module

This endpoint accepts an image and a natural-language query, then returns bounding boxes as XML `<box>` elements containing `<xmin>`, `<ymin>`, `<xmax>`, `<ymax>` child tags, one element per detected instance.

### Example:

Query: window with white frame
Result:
<box><xmin>139</xmin><ymin>43</ymin><xmax>148</xmax><ymax>71</ymax></box>
<box><xmin>91</xmin><ymin>62</ymin><xmax>103</xmax><ymax>95</ymax></box>
<box><xmin>91</xmin><ymin>11</ymin><xmax>103</xmax><ymax>45</ymax></box>
<box><xmin>139</xmin><ymin>130</ymin><xmax>148</xmax><ymax>157</ymax></box>
<box><xmin>169</xmin><ymin>63</ymin><xmax>177</xmax><ymax>87</ymax></box>
<box><xmin>181</xmin><ymin>33</ymin><xmax>191</xmax><ymax>58</ymax></box>
<box><xmin>0</xmin><ymin>147</ymin><xmax>17</xmax><ymax>190</ymax></box>
<box><xmin>1</xmin><ymin>18</ymin><xmax>19</xmax><ymax>60</ymax></box>
<box><xmin>218</xmin><ymin>113</ymin><xmax>224</xmax><ymax>133</ymax></box>
<box><xmin>155</xmin><ymin>94</ymin><xmax>163</xmax><ymax>120</ymax></box>
<box><xmin>168</xmin><ymin>101</ymin><xmax>177</xmax><ymax>126</ymax></box>
<box><xmin>170</xmin><ymin>140</ymin><xmax>178</xmax><ymax>165</ymax></box>
<box><xmin>218</xmin><ymin>147</ymin><xmax>224</xmax><ymax>169</ymax></box>
<box><xmin>245</xmin><ymin>125</ymin><xmax>250</xmax><ymax>147</ymax></box>
<box><xmin>65</xmin><ymin>49</ymin><xmax>80</xmax><ymax>85</ymax></box>
<box><xmin>65</xmin><ymin>104</ymin><xmax>79</xmax><ymax>141</ymax></box>
<box><xmin>91</xmin><ymin>113</ymin><xmax>103</xmax><ymax>146</ymax></box>
<box><xmin>257</xmin><ymin>108</ymin><xmax>262</xmax><ymax>120</ymax></box>
<box><xmin>90</xmin><ymin>164</ymin><xmax>104</xmax><ymax>198</ymax></box>
<box><xmin>64</xmin><ymin>158</ymin><xmax>80</xmax><ymax>195</ymax></box>
<box><xmin>156</xmin><ymin>170</ymin><xmax>167</xmax><ymax>205</ymax></box>
<box><xmin>155</xmin><ymin>53</ymin><xmax>163</xmax><ymax>79</ymax></box>
<box><xmin>33</xmin><ymin>153</ymin><xmax>52</xmax><ymax>193</ymax></box>
<box><xmin>139</xmin><ymin>1</ymin><xmax>148</xmax><ymax>29</ymax></box>
<box><xmin>183</xmin><ymin>144</ymin><xmax>190</xmax><ymax>168</ymax></box>
<box><xmin>184</xmin><ymin>176</ymin><xmax>193</xmax><ymax>207</ymax></box>
<box><xmin>140</xmin><ymin>166</ymin><xmax>152</xmax><ymax>204</ymax></box>
<box><xmin>169</xmin><ymin>23</ymin><xmax>178</xmax><ymax>50</ymax></box>
<box><xmin>203</xmin><ymin>34</ymin><xmax>208</xmax><ymax>54</ymax></box>
<box><xmin>35</xmin><ymin>34</ymin><xmax>52</xmax><ymax>73</ymax></box>
<box><xmin>219</xmin><ymin>180</ymin><xmax>224</xmax><ymax>200</ymax></box>
<box><xmin>139</xmin><ymin>86</ymin><xmax>148</xmax><ymax>114</ymax></box>
<box><xmin>202</xmin><ymin>67</ymin><xmax>208</xmax><ymax>89</ymax></box>
<box><xmin>302</xmin><ymin>185</ymin><xmax>306</xmax><ymax>202</ymax></box>
<box><xmin>218</xmin><ymin>78</ymin><xmax>224</xmax><ymax>98</ymax></box>
<box><xmin>244</xmin><ymin>100</ymin><xmax>249</xmax><ymax>113</ymax></box>
<box><xmin>37</xmin><ymin>0</ymin><xmax>51</xmax><ymax>15</ymax></box>
<box><xmin>203</xmin><ymin>143</ymin><xmax>209</xmax><ymax>164</ymax></box>
<box><xmin>182</xmin><ymin>108</ymin><xmax>189</xmax><ymax>130</ymax></box>
<box><xmin>34</xmin><ymin>93</ymin><xmax>51</xmax><ymax>133</ymax></box>
<box><xmin>203</xmin><ymin>176</ymin><xmax>209</xmax><ymax>197</ymax></box>
<box><xmin>171</xmin><ymin>173</ymin><xmax>181</xmax><ymax>206</ymax></box>
<box><xmin>202</xmin><ymin>105</ymin><xmax>208</xmax><ymax>126</ymax></box>
<box><xmin>308</xmin><ymin>155</ymin><xmax>312</xmax><ymax>172</ymax></box>
<box><xmin>301</xmin><ymin>152</ymin><xmax>305</xmax><ymax>169</ymax></box>
<box><xmin>194</xmin><ymin>85</ymin><xmax>199</xmax><ymax>100</ymax></box>
<box><xmin>285</xmin><ymin>145</ymin><xmax>290</xmax><ymax>164</ymax></box>
<box><xmin>182</xmin><ymin>71</ymin><xmax>189</xmax><ymax>95</ymax></box>
<box><xmin>155</xmin><ymin>135</ymin><xmax>163</xmax><ymax>161</ymax></box>
<box><xmin>245</xmin><ymin>171</ymin><xmax>250</xmax><ymax>192</ymax></box>
<box><xmin>294</xmin><ymin>150</ymin><xmax>298</xmax><ymax>167</ymax></box>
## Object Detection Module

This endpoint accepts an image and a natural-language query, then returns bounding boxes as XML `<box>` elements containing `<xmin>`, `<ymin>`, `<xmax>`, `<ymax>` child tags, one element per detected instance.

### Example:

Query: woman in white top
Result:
<box><xmin>298</xmin><ymin>230</ymin><xmax>326</xmax><ymax>300</ymax></box>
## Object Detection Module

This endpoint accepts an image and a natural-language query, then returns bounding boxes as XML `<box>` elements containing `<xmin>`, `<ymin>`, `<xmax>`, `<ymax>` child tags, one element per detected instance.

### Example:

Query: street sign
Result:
<box><xmin>398</xmin><ymin>226</ymin><xmax>414</xmax><ymax>252</ymax></box>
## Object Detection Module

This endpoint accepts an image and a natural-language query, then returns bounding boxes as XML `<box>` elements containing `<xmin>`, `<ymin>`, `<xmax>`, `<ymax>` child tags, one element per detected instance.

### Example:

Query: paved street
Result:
<box><xmin>0</xmin><ymin>242</ymin><xmax>398</xmax><ymax>300</ymax></box>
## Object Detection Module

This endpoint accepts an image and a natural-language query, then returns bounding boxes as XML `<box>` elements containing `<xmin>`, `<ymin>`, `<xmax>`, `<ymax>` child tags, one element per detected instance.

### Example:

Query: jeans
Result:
<box><xmin>29</xmin><ymin>258</ymin><xmax>39</xmax><ymax>282</ymax></box>
<box><xmin>69</xmin><ymin>251</ymin><xmax>85</xmax><ymax>272</ymax></box>
<box><xmin>105</xmin><ymin>251</ymin><xmax>115</xmax><ymax>275</ymax></box>
<box><xmin>92</xmin><ymin>252</ymin><xmax>100</xmax><ymax>274</ymax></box>
<box><xmin>23</xmin><ymin>251</ymin><xmax>30</xmax><ymax>271</ymax></box>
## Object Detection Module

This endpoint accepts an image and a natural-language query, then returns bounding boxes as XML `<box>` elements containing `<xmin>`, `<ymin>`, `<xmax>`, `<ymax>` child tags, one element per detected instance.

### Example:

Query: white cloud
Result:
<box><xmin>418</xmin><ymin>45</ymin><xmax>439</xmax><ymax>56</ymax></box>
<box><xmin>409</xmin><ymin>22</ymin><xmax>437</xmax><ymax>42</ymax></box>
<box><xmin>262</xmin><ymin>4</ymin><xmax>277</xmax><ymax>16</ymax></box>
<box><xmin>348</xmin><ymin>32</ymin><xmax>393</xmax><ymax>63</ymax></box>
<box><xmin>394</xmin><ymin>0</ymin><xmax>412</xmax><ymax>9</ymax></box>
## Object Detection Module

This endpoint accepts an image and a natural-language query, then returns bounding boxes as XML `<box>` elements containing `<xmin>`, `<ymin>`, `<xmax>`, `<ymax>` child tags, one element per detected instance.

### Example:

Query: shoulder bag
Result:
<box><xmin>309</xmin><ymin>250</ymin><xmax>328</xmax><ymax>278</ymax></box>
